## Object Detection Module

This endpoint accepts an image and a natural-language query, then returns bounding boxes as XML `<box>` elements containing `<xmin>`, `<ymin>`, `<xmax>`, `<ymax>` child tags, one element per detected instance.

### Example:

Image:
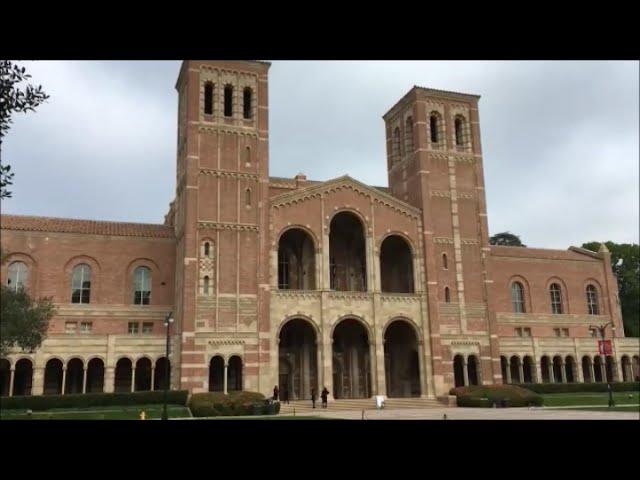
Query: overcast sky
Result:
<box><xmin>2</xmin><ymin>61</ymin><xmax>638</xmax><ymax>249</ymax></box>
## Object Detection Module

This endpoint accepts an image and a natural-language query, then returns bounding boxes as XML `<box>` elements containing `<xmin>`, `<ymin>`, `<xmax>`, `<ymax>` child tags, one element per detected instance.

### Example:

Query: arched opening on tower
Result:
<box><xmin>329</xmin><ymin>212</ymin><xmax>366</xmax><ymax>292</ymax></box>
<box><xmin>467</xmin><ymin>355</ymin><xmax>480</xmax><ymax>386</ymax></box>
<box><xmin>278</xmin><ymin>229</ymin><xmax>316</xmax><ymax>290</ymax></box>
<box><xmin>279</xmin><ymin>318</ymin><xmax>318</xmax><ymax>400</ymax></box>
<box><xmin>332</xmin><ymin>319</ymin><xmax>371</xmax><ymax>399</ymax></box>
<box><xmin>208</xmin><ymin>356</ymin><xmax>224</xmax><ymax>392</ymax></box>
<box><xmin>380</xmin><ymin>235</ymin><xmax>414</xmax><ymax>293</ymax></box>
<box><xmin>453</xmin><ymin>354</ymin><xmax>465</xmax><ymax>387</ymax></box>
<box><xmin>228</xmin><ymin>356</ymin><xmax>243</xmax><ymax>392</ymax></box>
<box><xmin>384</xmin><ymin>320</ymin><xmax>420</xmax><ymax>398</ymax></box>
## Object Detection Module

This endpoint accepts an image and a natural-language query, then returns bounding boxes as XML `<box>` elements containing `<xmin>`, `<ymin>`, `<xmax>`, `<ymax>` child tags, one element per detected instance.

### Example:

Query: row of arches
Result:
<box><xmin>500</xmin><ymin>354</ymin><xmax>639</xmax><ymax>384</ymax></box>
<box><xmin>510</xmin><ymin>279</ymin><xmax>602</xmax><ymax>315</ymax></box>
<box><xmin>275</xmin><ymin>317</ymin><xmax>422</xmax><ymax>400</ymax></box>
<box><xmin>278</xmin><ymin>212</ymin><xmax>416</xmax><ymax>293</ymax></box>
<box><xmin>5</xmin><ymin>261</ymin><xmax>155</xmax><ymax>306</ymax></box>
<box><xmin>208</xmin><ymin>356</ymin><xmax>243</xmax><ymax>393</ymax></box>
<box><xmin>203</xmin><ymin>83</ymin><xmax>253</xmax><ymax>119</ymax></box>
<box><xmin>0</xmin><ymin>357</ymin><xmax>170</xmax><ymax>397</ymax></box>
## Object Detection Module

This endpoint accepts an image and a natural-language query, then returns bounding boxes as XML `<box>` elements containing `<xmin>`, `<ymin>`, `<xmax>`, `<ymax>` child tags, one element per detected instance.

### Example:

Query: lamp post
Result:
<box><xmin>589</xmin><ymin>321</ymin><xmax>615</xmax><ymax>408</ymax></box>
<box><xmin>162</xmin><ymin>312</ymin><xmax>174</xmax><ymax>421</ymax></box>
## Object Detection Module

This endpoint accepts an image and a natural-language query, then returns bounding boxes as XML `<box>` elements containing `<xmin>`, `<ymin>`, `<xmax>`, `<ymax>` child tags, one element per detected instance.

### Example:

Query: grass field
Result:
<box><xmin>542</xmin><ymin>391</ymin><xmax>639</xmax><ymax>409</ymax></box>
<box><xmin>0</xmin><ymin>404</ymin><xmax>191</xmax><ymax>420</ymax></box>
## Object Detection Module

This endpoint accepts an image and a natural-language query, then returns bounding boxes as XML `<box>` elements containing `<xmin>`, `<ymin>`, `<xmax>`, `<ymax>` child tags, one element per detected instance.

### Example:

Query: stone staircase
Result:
<box><xmin>279</xmin><ymin>396</ymin><xmax>446</xmax><ymax>415</ymax></box>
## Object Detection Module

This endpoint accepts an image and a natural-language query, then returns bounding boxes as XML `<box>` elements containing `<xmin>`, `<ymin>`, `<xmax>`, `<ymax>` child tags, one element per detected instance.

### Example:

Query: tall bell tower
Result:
<box><xmin>383</xmin><ymin>87</ymin><xmax>502</xmax><ymax>393</ymax></box>
<box><xmin>172</xmin><ymin>60</ymin><xmax>271</xmax><ymax>393</ymax></box>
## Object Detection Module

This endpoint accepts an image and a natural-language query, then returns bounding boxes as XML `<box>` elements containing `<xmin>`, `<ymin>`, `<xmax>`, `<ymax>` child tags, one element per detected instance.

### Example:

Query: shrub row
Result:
<box><xmin>189</xmin><ymin>391</ymin><xmax>280</xmax><ymax>417</ymax></box>
<box><xmin>449</xmin><ymin>384</ymin><xmax>543</xmax><ymax>408</ymax></box>
<box><xmin>516</xmin><ymin>382</ymin><xmax>639</xmax><ymax>394</ymax></box>
<box><xmin>0</xmin><ymin>390</ymin><xmax>189</xmax><ymax>411</ymax></box>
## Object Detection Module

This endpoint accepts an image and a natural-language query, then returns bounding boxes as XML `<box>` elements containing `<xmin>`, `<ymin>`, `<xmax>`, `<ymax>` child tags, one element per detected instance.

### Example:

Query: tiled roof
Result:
<box><xmin>0</xmin><ymin>214</ymin><xmax>175</xmax><ymax>239</ymax></box>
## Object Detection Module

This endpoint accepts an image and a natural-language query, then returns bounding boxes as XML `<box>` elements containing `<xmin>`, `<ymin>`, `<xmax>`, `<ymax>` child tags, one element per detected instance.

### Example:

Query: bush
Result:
<box><xmin>188</xmin><ymin>391</ymin><xmax>274</xmax><ymax>417</ymax></box>
<box><xmin>517</xmin><ymin>382</ymin><xmax>639</xmax><ymax>394</ymax></box>
<box><xmin>0</xmin><ymin>390</ymin><xmax>189</xmax><ymax>411</ymax></box>
<box><xmin>448</xmin><ymin>384</ymin><xmax>543</xmax><ymax>408</ymax></box>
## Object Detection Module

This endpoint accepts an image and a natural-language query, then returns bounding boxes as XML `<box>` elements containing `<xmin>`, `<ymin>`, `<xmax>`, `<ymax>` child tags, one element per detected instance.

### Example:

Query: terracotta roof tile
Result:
<box><xmin>0</xmin><ymin>214</ymin><xmax>174</xmax><ymax>239</ymax></box>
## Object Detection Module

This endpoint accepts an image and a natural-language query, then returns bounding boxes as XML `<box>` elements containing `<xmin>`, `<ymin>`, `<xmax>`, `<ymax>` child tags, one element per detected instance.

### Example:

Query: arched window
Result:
<box><xmin>442</xmin><ymin>253</ymin><xmax>448</xmax><ymax>270</ymax></box>
<box><xmin>133</xmin><ymin>266</ymin><xmax>151</xmax><ymax>305</ymax></box>
<box><xmin>71</xmin><ymin>264</ymin><xmax>92</xmax><ymax>304</ymax></box>
<box><xmin>549</xmin><ymin>283</ymin><xmax>563</xmax><ymax>314</ymax></box>
<box><xmin>204</xmin><ymin>242</ymin><xmax>210</xmax><ymax>257</ymax></box>
<box><xmin>203</xmin><ymin>276</ymin><xmax>210</xmax><ymax>295</ymax></box>
<box><xmin>245</xmin><ymin>188</ymin><xmax>251</xmax><ymax>207</ymax></box>
<box><xmin>444</xmin><ymin>286</ymin><xmax>451</xmax><ymax>303</ymax></box>
<box><xmin>204</xmin><ymin>82</ymin><xmax>214</xmax><ymax>115</ymax></box>
<box><xmin>243</xmin><ymin>87</ymin><xmax>252</xmax><ymax>119</ymax></box>
<box><xmin>404</xmin><ymin>117</ymin><xmax>414</xmax><ymax>157</ymax></box>
<box><xmin>7</xmin><ymin>261</ymin><xmax>28</xmax><ymax>292</ymax></box>
<box><xmin>245</xmin><ymin>146</ymin><xmax>251</xmax><ymax>165</ymax></box>
<box><xmin>455</xmin><ymin>116</ymin><xmax>464</xmax><ymax>146</ymax></box>
<box><xmin>511</xmin><ymin>281</ymin><xmax>525</xmax><ymax>313</ymax></box>
<box><xmin>392</xmin><ymin>127</ymin><xmax>401</xmax><ymax>165</ymax></box>
<box><xmin>224</xmin><ymin>85</ymin><xmax>233</xmax><ymax>117</ymax></box>
<box><xmin>586</xmin><ymin>284</ymin><xmax>599</xmax><ymax>315</ymax></box>
<box><xmin>430</xmin><ymin>113</ymin><xmax>439</xmax><ymax>143</ymax></box>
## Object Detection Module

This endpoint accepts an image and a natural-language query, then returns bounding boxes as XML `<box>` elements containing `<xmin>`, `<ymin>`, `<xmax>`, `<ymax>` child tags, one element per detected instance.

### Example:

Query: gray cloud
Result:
<box><xmin>2</xmin><ymin>60</ymin><xmax>638</xmax><ymax>249</ymax></box>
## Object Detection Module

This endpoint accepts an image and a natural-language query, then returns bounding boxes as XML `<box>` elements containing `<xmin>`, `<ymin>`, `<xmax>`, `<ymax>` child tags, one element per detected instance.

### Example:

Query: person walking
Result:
<box><xmin>283</xmin><ymin>385</ymin><xmax>290</xmax><ymax>404</ymax></box>
<box><xmin>311</xmin><ymin>387</ymin><xmax>317</xmax><ymax>409</ymax></box>
<box><xmin>273</xmin><ymin>385</ymin><xmax>279</xmax><ymax>401</ymax></box>
<box><xmin>321</xmin><ymin>387</ymin><xmax>329</xmax><ymax>409</ymax></box>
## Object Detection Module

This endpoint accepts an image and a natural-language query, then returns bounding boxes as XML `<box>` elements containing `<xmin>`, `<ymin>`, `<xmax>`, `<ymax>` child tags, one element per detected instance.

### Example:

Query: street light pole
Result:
<box><xmin>589</xmin><ymin>321</ymin><xmax>615</xmax><ymax>408</ymax></box>
<box><xmin>162</xmin><ymin>312</ymin><xmax>174</xmax><ymax>421</ymax></box>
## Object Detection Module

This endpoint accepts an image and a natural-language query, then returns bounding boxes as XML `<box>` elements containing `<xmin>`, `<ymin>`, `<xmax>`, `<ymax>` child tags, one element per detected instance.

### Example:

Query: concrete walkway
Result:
<box><xmin>280</xmin><ymin>406</ymin><xmax>640</xmax><ymax>420</ymax></box>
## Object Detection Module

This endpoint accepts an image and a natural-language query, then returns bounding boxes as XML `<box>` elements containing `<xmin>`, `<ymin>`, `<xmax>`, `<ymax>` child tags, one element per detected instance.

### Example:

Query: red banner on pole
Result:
<box><xmin>598</xmin><ymin>340</ymin><xmax>612</xmax><ymax>355</ymax></box>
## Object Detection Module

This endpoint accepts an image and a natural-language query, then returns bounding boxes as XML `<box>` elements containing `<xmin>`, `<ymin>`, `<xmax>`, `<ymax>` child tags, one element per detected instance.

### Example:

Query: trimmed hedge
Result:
<box><xmin>0</xmin><ymin>390</ymin><xmax>189</xmax><ymax>411</ymax></box>
<box><xmin>449</xmin><ymin>385</ymin><xmax>543</xmax><ymax>408</ymax></box>
<box><xmin>189</xmin><ymin>391</ymin><xmax>279</xmax><ymax>417</ymax></box>
<box><xmin>516</xmin><ymin>382</ymin><xmax>639</xmax><ymax>394</ymax></box>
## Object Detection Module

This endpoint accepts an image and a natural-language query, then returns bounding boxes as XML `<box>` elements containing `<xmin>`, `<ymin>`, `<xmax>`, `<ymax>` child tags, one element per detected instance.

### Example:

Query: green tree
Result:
<box><xmin>582</xmin><ymin>241</ymin><xmax>640</xmax><ymax>338</ymax></box>
<box><xmin>489</xmin><ymin>232</ymin><xmax>526</xmax><ymax>247</ymax></box>
<box><xmin>0</xmin><ymin>60</ymin><xmax>50</xmax><ymax>199</ymax></box>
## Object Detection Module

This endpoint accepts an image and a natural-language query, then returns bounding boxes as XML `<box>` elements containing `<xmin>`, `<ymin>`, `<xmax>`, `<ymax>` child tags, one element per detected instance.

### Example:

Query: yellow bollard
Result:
<box><xmin>140</xmin><ymin>410</ymin><xmax>146</xmax><ymax>420</ymax></box>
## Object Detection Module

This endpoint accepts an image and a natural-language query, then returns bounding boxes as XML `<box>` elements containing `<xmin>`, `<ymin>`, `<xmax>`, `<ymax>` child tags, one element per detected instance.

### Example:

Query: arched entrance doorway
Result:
<box><xmin>541</xmin><ymin>356</ymin><xmax>552</xmax><ymax>383</ymax></box>
<box><xmin>114</xmin><ymin>358</ymin><xmax>133</xmax><ymax>393</ymax></box>
<box><xmin>86</xmin><ymin>358</ymin><xmax>104</xmax><ymax>393</ymax></box>
<box><xmin>380</xmin><ymin>236</ymin><xmax>414</xmax><ymax>293</ymax></box>
<box><xmin>329</xmin><ymin>212</ymin><xmax>367</xmax><ymax>291</ymax></box>
<box><xmin>500</xmin><ymin>356</ymin><xmax>508</xmax><ymax>383</ymax></box>
<box><xmin>0</xmin><ymin>359</ymin><xmax>10</xmax><ymax>396</ymax></box>
<box><xmin>384</xmin><ymin>320</ymin><xmax>420</xmax><ymax>397</ymax></box>
<box><xmin>467</xmin><ymin>355</ymin><xmax>480</xmax><ymax>386</ymax></box>
<box><xmin>65</xmin><ymin>358</ymin><xmax>84</xmax><ymax>394</ymax></box>
<box><xmin>594</xmin><ymin>356</ymin><xmax>604</xmax><ymax>382</ymax></box>
<box><xmin>332</xmin><ymin>318</ymin><xmax>371</xmax><ymax>398</ymax></box>
<box><xmin>154</xmin><ymin>357</ymin><xmax>170</xmax><ymax>391</ymax></box>
<box><xmin>564</xmin><ymin>356</ymin><xmax>576</xmax><ymax>383</ymax></box>
<box><xmin>523</xmin><ymin>356</ymin><xmax>535</xmax><ymax>383</ymax></box>
<box><xmin>453</xmin><ymin>354</ymin><xmax>465</xmax><ymax>387</ymax></box>
<box><xmin>44</xmin><ymin>359</ymin><xmax>63</xmax><ymax>395</ymax></box>
<box><xmin>279</xmin><ymin>318</ymin><xmax>318</xmax><ymax>400</ymax></box>
<box><xmin>135</xmin><ymin>358</ymin><xmax>152</xmax><ymax>391</ymax></box>
<box><xmin>510</xmin><ymin>356</ymin><xmax>522</xmax><ymax>383</ymax></box>
<box><xmin>12</xmin><ymin>359</ymin><xmax>32</xmax><ymax>396</ymax></box>
<box><xmin>582</xmin><ymin>356</ymin><xmax>593</xmax><ymax>383</ymax></box>
<box><xmin>228</xmin><ymin>356</ymin><xmax>242</xmax><ymax>392</ymax></box>
<box><xmin>552</xmin><ymin>356</ymin><xmax>563</xmax><ymax>383</ymax></box>
<box><xmin>208</xmin><ymin>356</ymin><xmax>224</xmax><ymax>392</ymax></box>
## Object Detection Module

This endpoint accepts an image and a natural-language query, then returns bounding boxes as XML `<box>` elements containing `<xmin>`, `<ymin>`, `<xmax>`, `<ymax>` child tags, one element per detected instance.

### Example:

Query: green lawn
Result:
<box><xmin>542</xmin><ymin>392</ymin><xmax>639</xmax><ymax>408</ymax></box>
<box><xmin>0</xmin><ymin>404</ymin><xmax>191</xmax><ymax>420</ymax></box>
<box><xmin>564</xmin><ymin>406</ymin><xmax>640</xmax><ymax>413</ymax></box>
<box><xmin>199</xmin><ymin>415</ymin><xmax>325</xmax><ymax>420</ymax></box>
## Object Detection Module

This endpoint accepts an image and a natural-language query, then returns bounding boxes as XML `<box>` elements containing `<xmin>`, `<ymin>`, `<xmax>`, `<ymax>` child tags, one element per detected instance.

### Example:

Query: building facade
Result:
<box><xmin>1</xmin><ymin>60</ymin><xmax>638</xmax><ymax>400</ymax></box>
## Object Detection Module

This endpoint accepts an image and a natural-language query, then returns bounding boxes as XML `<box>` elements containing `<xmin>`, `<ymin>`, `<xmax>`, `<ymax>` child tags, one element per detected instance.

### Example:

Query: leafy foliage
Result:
<box><xmin>449</xmin><ymin>384</ymin><xmax>543</xmax><ymax>407</ymax></box>
<box><xmin>0</xmin><ymin>60</ymin><xmax>50</xmax><ymax>199</ymax></box>
<box><xmin>582</xmin><ymin>241</ymin><xmax>639</xmax><ymax>337</ymax></box>
<box><xmin>0</xmin><ymin>285</ymin><xmax>56</xmax><ymax>357</ymax></box>
<box><xmin>518</xmin><ymin>382</ymin><xmax>639</xmax><ymax>394</ymax></box>
<box><xmin>489</xmin><ymin>231</ymin><xmax>526</xmax><ymax>247</ymax></box>
<box><xmin>188</xmin><ymin>391</ymin><xmax>278</xmax><ymax>417</ymax></box>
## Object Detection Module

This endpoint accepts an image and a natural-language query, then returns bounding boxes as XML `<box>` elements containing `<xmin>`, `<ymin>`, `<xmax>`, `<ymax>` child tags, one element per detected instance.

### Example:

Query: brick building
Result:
<box><xmin>1</xmin><ymin>60</ymin><xmax>638</xmax><ymax>400</ymax></box>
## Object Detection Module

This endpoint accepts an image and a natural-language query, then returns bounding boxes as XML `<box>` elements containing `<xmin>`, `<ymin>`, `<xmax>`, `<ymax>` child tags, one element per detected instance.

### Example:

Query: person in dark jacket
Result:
<box><xmin>273</xmin><ymin>385</ymin><xmax>279</xmax><ymax>401</ymax></box>
<box><xmin>320</xmin><ymin>387</ymin><xmax>329</xmax><ymax>408</ymax></box>
<box><xmin>283</xmin><ymin>385</ymin><xmax>290</xmax><ymax>404</ymax></box>
<box><xmin>311</xmin><ymin>387</ymin><xmax>317</xmax><ymax>409</ymax></box>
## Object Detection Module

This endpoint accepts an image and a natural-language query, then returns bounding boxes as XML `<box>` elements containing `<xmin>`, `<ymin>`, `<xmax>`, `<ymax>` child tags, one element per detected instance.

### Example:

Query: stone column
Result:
<box><xmin>302</xmin><ymin>341</ymin><xmax>310</xmax><ymax>399</ymax></box>
<box><xmin>9</xmin><ymin>368</ymin><xmax>15</xmax><ymax>397</ymax></box>
<box><xmin>505</xmin><ymin>359</ymin><xmax>512</xmax><ymax>384</ymax></box>
<box><xmin>417</xmin><ymin>341</ymin><xmax>427</xmax><ymax>398</ymax></box>
<box><xmin>463</xmin><ymin>360</ymin><xmax>469</xmax><ymax>386</ymax></box>
<box><xmin>82</xmin><ymin>367</ymin><xmax>87</xmax><ymax>394</ymax></box>
<box><xmin>518</xmin><ymin>362</ymin><xmax>525</xmax><ymax>384</ymax></box>
<box><xmin>599</xmin><ymin>361</ymin><xmax>606</xmax><ymax>383</ymax></box>
<box><xmin>589</xmin><ymin>362</ymin><xmax>595</xmax><ymax>383</ymax></box>
<box><xmin>104</xmin><ymin>367</ymin><xmax>115</xmax><ymax>393</ymax></box>
<box><xmin>223</xmin><ymin>363</ymin><xmax>228</xmax><ymax>394</ymax></box>
<box><xmin>315</xmin><ymin>342</ymin><xmax>322</xmax><ymax>393</ymax></box>
<box><xmin>375</xmin><ymin>336</ymin><xmax>386</xmax><ymax>397</ymax></box>
<box><xmin>131</xmin><ymin>367</ymin><xmax>136</xmax><ymax>393</ymax></box>
<box><xmin>33</xmin><ymin>367</ymin><xmax>45</xmax><ymax>395</ymax></box>
<box><xmin>560</xmin><ymin>361</ymin><xmax>567</xmax><ymax>383</ymax></box>
<box><xmin>577</xmin><ymin>361</ymin><xmax>584</xmax><ymax>383</ymax></box>
<box><xmin>534</xmin><ymin>358</ymin><xmax>543</xmax><ymax>384</ymax></box>
<box><xmin>61</xmin><ymin>367</ymin><xmax>67</xmax><ymax>395</ymax></box>
<box><xmin>368</xmin><ymin>340</ymin><xmax>377</xmax><ymax>396</ymax></box>
<box><xmin>151</xmin><ymin>367</ymin><xmax>155</xmax><ymax>391</ymax></box>
<box><xmin>549</xmin><ymin>362</ymin><xmax>555</xmax><ymax>383</ymax></box>
<box><xmin>322</xmin><ymin>339</ymin><xmax>334</xmax><ymax>401</ymax></box>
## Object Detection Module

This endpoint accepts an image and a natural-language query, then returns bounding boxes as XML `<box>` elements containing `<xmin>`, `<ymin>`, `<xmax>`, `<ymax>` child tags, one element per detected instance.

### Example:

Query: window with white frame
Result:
<box><xmin>80</xmin><ymin>321</ymin><xmax>92</xmax><ymax>333</ymax></box>
<box><xmin>133</xmin><ymin>266</ymin><xmax>151</xmax><ymax>305</ymax></box>
<box><xmin>586</xmin><ymin>285</ymin><xmax>599</xmax><ymax>315</ymax></box>
<box><xmin>128</xmin><ymin>322</ymin><xmax>139</xmax><ymax>335</ymax></box>
<box><xmin>549</xmin><ymin>283</ymin><xmax>563</xmax><ymax>314</ymax></box>
<box><xmin>142</xmin><ymin>322</ymin><xmax>153</xmax><ymax>334</ymax></box>
<box><xmin>65</xmin><ymin>321</ymin><xmax>77</xmax><ymax>334</ymax></box>
<box><xmin>71</xmin><ymin>264</ymin><xmax>92</xmax><ymax>304</ymax></box>
<box><xmin>7</xmin><ymin>261</ymin><xmax>28</xmax><ymax>292</ymax></box>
